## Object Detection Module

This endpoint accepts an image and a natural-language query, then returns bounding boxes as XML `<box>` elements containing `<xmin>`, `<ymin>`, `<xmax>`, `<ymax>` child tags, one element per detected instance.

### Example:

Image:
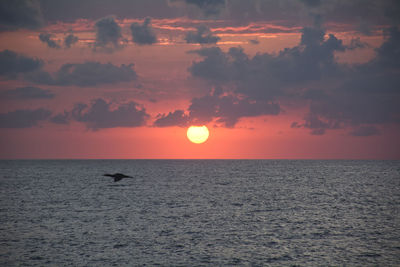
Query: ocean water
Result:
<box><xmin>0</xmin><ymin>160</ymin><xmax>399</xmax><ymax>266</ymax></box>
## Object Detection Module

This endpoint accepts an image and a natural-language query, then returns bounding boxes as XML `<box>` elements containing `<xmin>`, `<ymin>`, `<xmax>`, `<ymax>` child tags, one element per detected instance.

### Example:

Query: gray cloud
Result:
<box><xmin>299</xmin><ymin>26</ymin><xmax>400</xmax><ymax>135</ymax></box>
<box><xmin>384</xmin><ymin>0</ymin><xmax>400</xmax><ymax>24</ymax></box>
<box><xmin>299</xmin><ymin>0</ymin><xmax>321</xmax><ymax>7</ymax></box>
<box><xmin>0</xmin><ymin>108</ymin><xmax>51</xmax><ymax>128</ymax></box>
<box><xmin>188</xmin><ymin>24</ymin><xmax>400</xmax><ymax>134</ymax></box>
<box><xmin>94</xmin><ymin>16</ymin><xmax>123</xmax><ymax>51</ymax></box>
<box><xmin>301</xmin><ymin>72</ymin><xmax>400</xmax><ymax>135</ymax></box>
<box><xmin>0</xmin><ymin>50</ymin><xmax>43</xmax><ymax>78</ymax></box>
<box><xmin>50</xmin><ymin>112</ymin><xmax>69</xmax><ymax>124</ymax></box>
<box><xmin>350</xmin><ymin>125</ymin><xmax>380</xmax><ymax>136</ymax></box>
<box><xmin>4</xmin><ymin>0</ymin><xmax>396</xmax><ymax>33</ymax></box>
<box><xmin>373</xmin><ymin>26</ymin><xmax>400</xmax><ymax>69</ymax></box>
<box><xmin>130</xmin><ymin>17</ymin><xmax>157</xmax><ymax>45</ymax></box>
<box><xmin>38</xmin><ymin>33</ymin><xmax>60</xmax><ymax>49</ymax></box>
<box><xmin>71</xmin><ymin>98</ymin><xmax>149</xmax><ymax>130</ymax></box>
<box><xmin>189</xmin><ymin>91</ymin><xmax>280</xmax><ymax>127</ymax></box>
<box><xmin>2</xmin><ymin>86</ymin><xmax>54</xmax><ymax>99</ymax></box>
<box><xmin>189</xmin><ymin>25</ymin><xmax>346</xmax><ymax>101</ymax></box>
<box><xmin>347</xmin><ymin>37</ymin><xmax>369</xmax><ymax>50</ymax></box>
<box><xmin>64</xmin><ymin>34</ymin><xmax>78</xmax><ymax>48</ymax></box>
<box><xmin>154</xmin><ymin>89</ymin><xmax>280</xmax><ymax>128</ymax></box>
<box><xmin>153</xmin><ymin>110</ymin><xmax>189</xmax><ymax>127</ymax></box>
<box><xmin>26</xmin><ymin>61</ymin><xmax>137</xmax><ymax>87</ymax></box>
<box><xmin>0</xmin><ymin>0</ymin><xmax>43</xmax><ymax>31</ymax></box>
<box><xmin>39</xmin><ymin>0</ymin><xmax>178</xmax><ymax>23</ymax></box>
<box><xmin>248</xmin><ymin>39</ymin><xmax>259</xmax><ymax>45</ymax></box>
<box><xmin>185</xmin><ymin>25</ymin><xmax>220</xmax><ymax>44</ymax></box>
<box><xmin>185</xmin><ymin>0</ymin><xmax>225</xmax><ymax>15</ymax></box>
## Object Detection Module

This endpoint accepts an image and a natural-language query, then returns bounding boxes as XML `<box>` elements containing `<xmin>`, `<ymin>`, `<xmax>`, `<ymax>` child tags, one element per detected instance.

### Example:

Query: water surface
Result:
<box><xmin>0</xmin><ymin>160</ymin><xmax>399</xmax><ymax>266</ymax></box>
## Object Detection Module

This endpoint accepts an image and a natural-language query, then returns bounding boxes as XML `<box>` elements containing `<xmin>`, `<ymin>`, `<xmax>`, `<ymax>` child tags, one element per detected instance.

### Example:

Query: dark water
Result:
<box><xmin>0</xmin><ymin>160</ymin><xmax>399</xmax><ymax>266</ymax></box>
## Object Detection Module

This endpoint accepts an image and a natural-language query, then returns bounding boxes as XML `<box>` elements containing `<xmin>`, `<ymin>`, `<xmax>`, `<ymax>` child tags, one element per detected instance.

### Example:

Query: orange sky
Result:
<box><xmin>0</xmin><ymin>1</ymin><xmax>399</xmax><ymax>159</ymax></box>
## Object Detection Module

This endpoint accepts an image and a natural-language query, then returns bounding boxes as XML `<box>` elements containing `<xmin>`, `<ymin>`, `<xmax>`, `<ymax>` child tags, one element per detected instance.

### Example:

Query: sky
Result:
<box><xmin>0</xmin><ymin>0</ymin><xmax>399</xmax><ymax>159</ymax></box>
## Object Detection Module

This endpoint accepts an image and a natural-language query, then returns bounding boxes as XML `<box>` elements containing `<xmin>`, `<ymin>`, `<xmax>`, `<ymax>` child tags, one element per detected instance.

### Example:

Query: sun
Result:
<box><xmin>187</xmin><ymin>126</ymin><xmax>209</xmax><ymax>144</ymax></box>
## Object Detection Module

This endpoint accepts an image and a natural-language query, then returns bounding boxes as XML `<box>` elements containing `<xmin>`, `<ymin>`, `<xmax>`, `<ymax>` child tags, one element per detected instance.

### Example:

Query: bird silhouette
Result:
<box><xmin>103</xmin><ymin>173</ymin><xmax>133</xmax><ymax>182</ymax></box>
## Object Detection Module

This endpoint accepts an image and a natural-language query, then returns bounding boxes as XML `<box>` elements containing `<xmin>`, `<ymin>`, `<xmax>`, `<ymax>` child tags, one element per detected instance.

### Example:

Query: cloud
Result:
<box><xmin>64</xmin><ymin>34</ymin><xmax>78</xmax><ymax>48</ymax></box>
<box><xmin>299</xmin><ymin>26</ymin><xmax>400</xmax><ymax>135</ymax></box>
<box><xmin>154</xmin><ymin>89</ymin><xmax>280</xmax><ymax>128</ymax></box>
<box><xmin>301</xmin><ymin>71</ymin><xmax>400</xmax><ymax>135</ymax></box>
<box><xmin>185</xmin><ymin>25</ymin><xmax>220</xmax><ymax>44</ymax></box>
<box><xmin>347</xmin><ymin>37</ymin><xmax>369</xmax><ymax>50</ymax></box>
<box><xmin>153</xmin><ymin>110</ymin><xmax>189</xmax><ymax>127</ymax></box>
<box><xmin>0</xmin><ymin>0</ymin><xmax>43</xmax><ymax>31</ymax></box>
<box><xmin>130</xmin><ymin>17</ymin><xmax>157</xmax><ymax>45</ymax></box>
<box><xmin>299</xmin><ymin>0</ymin><xmax>321</xmax><ymax>7</ymax></box>
<box><xmin>0</xmin><ymin>108</ymin><xmax>51</xmax><ymax>128</ymax></box>
<box><xmin>373</xmin><ymin>26</ymin><xmax>400</xmax><ymax>69</ymax></box>
<box><xmin>290</xmin><ymin>122</ymin><xmax>302</xmax><ymax>128</ymax></box>
<box><xmin>384</xmin><ymin>0</ymin><xmax>400</xmax><ymax>24</ymax></box>
<box><xmin>39</xmin><ymin>0</ymin><xmax>177</xmax><ymax>23</ymax></box>
<box><xmin>26</xmin><ymin>61</ymin><xmax>137</xmax><ymax>87</ymax></box>
<box><xmin>0</xmin><ymin>49</ymin><xmax>43</xmax><ymax>78</ymax></box>
<box><xmin>188</xmin><ymin>26</ymin><xmax>346</xmax><ymax>101</ymax></box>
<box><xmin>350</xmin><ymin>126</ymin><xmax>380</xmax><ymax>136</ymax></box>
<box><xmin>188</xmin><ymin>23</ymin><xmax>400</xmax><ymax>133</ymax></box>
<box><xmin>94</xmin><ymin>16</ymin><xmax>123</xmax><ymax>51</ymax></box>
<box><xmin>71</xmin><ymin>98</ymin><xmax>149</xmax><ymax>130</ymax></box>
<box><xmin>38</xmin><ymin>33</ymin><xmax>60</xmax><ymax>49</ymax></box>
<box><xmin>248</xmin><ymin>39</ymin><xmax>259</xmax><ymax>45</ymax></box>
<box><xmin>2</xmin><ymin>86</ymin><xmax>54</xmax><ymax>99</ymax></box>
<box><xmin>185</xmin><ymin>0</ymin><xmax>225</xmax><ymax>15</ymax></box>
<box><xmin>50</xmin><ymin>112</ymin><xmax>69</xmax><ymax>124</ymax></box>
<box><xmin>189</xmin><ymin>91</ymin><xmax>280</xmax><ymax>127</ymax></box>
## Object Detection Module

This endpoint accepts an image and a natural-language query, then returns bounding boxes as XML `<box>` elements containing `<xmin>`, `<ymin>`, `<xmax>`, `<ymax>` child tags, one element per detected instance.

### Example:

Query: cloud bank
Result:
<box><xmin>130</xmin><ymin>17</ymin><xmax>157</xmax><ymax>45</ymax></box>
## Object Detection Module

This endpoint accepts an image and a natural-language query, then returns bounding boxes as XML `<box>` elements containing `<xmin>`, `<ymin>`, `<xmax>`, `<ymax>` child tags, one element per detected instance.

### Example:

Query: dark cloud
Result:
<box><xmin>38</xmin><ymin>33</ymin><xmax>60</xmax><ymax>49</ymax></box>
<box><xmin>356</xmin><ymin>18</ymin><xmax>373</xmax><ymax>36</ymax></box>
<box><xmin>373</xmin><ymin>26</ymin><xmax>400</xmax><ymax>69</ymax></box>
<box><xmin>2</xmin><ymin>86</ymin><xmax>54</xmax><ymax>99</ymax></box>
<box><xmin>0</xmin><ymin>108</ymin><xmax>51</xmax><ymax>128</ymax></box>
<box><xmin>347</xmin><ymin>37</ymin><xmax>369</xmax><ymax>50</ymax></box>
<box><xmin>185</xmin><ymin>0</ymin><xmax>225</xmax><ymax>15</ymax></box>
<box><xmin>299</xmin><ymin>0</ymin><xmax>321</xmax><ymax>7</ymax></box>
<box><xmin>189</xmin><ymin>91</ymin><xmax>280</xmax><ymax>127</ymax></box>
<box><xmin>188</xmin><ymin>23</ymin><xmax>400</xmax><ymax>133</ymax></box>
<box><xmin>299</xmin><ymin>26</ymin><xmax>400</xmax><ymax>135</ymax></box>
<box><xmin>248</xmin><ymin>39</ymin><xmax>259</xmax><ymax>45</ymax></box>
<box><xmin>4</xmin><ymin>0</ymin><xmax>395</xmax><ymax>32</ymax></box>
<box><xmin>350</xmin><ymin>126</ymin><xmax>380</xmax><ymax>136</ymax></box>
<box><xmin>0</xmin><ymin>50</ymin><xmax>43</xmax><ymax>78</ymax></box>
<box><xmin>26</xmin><ymin>61</ymin><xmax>137</xmax><ymax>87</ymax></box>
<box><xmin>301</xmin><ymin>71</ymin><xmax>400</xmax><ymax>135</ymax></box>
<box><xmin>154</xmin><ymin>89</ymin><xmax>280</xmax><ymax>128</ymax></box>
<box><xmin>0</xmin><ymin>0</ymin><xmax>43</xmax><ymax>31</ymax></box>
<box><xmin>188</xmin><ymin>47</ymin><xmax>231</xmax><ymax>82</ymax></box>
<box><xmin>290</xmin><ymin>122</ymin><xmax>302</xmax><ymax>128</ymax></box>
<box><xmin>71</xmin><ymin>98</ymin><xmax>149</xmax><ymax>130</ymax></box>
<box><xmin>64</xmin><ymin>34</ymin><xmax>78</xmax><ymax>48</ymax></box>
<box><xmin>130</xmin><ymin>17</ymin><xmax>157</xmax><ymax>45</ymax></box>
<box><xmin>94</xmin><ymin>16</ymin><xmax>123</xmax><ymax>51</ymax></box>
<box><xmin>185</xmin><ymin>25</ymin><xmax>220</xmax><ymax>44</ymax></box>
<box><xmin>50</xmin><ymin>112</ymin><xmax>69</xmax><ymax>124</ymax></box>
<box><xmin>384</xmin><ymin>0</ymin><xmax>400</xmax><ymax>24</ymax></box>
<box><xmin>189</xmin><ymin>25</ymin><xmax>346</xmax><ymax>101</ymax></box>
<box><xmin>39</xmin><ymin>0</ymin><xmax>178</xmax><ymax>22</ymax></box>
<box><xmin>153</xmin><ymin>110</ymin><xmax>189</xmax><ymax>127</ymax></box>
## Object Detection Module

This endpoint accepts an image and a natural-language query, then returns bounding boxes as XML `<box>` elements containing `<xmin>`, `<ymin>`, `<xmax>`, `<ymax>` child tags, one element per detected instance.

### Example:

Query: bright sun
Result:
<box><xmin>187</xmin><ymin>126</ymin><xmax>209</xmax><ymax>144</ymax></box>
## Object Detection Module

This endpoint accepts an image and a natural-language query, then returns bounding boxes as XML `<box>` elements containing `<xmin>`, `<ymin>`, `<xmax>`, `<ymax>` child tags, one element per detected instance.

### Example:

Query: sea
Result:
<box><xmin>0</xmin><ymin>160</ymin><xmax>399</xmax><ymax>266</ymax></box>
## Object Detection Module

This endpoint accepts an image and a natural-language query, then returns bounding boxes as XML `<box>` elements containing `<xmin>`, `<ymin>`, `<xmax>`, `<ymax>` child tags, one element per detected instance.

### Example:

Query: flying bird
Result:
<box><xmin>103</xmin><ymin>173</ymin><xmax>133</xmax><ymax>182</ymax></box>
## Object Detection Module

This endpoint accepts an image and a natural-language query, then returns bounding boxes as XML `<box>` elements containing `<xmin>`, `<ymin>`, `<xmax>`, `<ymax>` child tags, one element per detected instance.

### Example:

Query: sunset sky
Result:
<box><xmin>0</xmin><ymin>0</ymin><xmax>399</xmax><ymax>159</ymax></box>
